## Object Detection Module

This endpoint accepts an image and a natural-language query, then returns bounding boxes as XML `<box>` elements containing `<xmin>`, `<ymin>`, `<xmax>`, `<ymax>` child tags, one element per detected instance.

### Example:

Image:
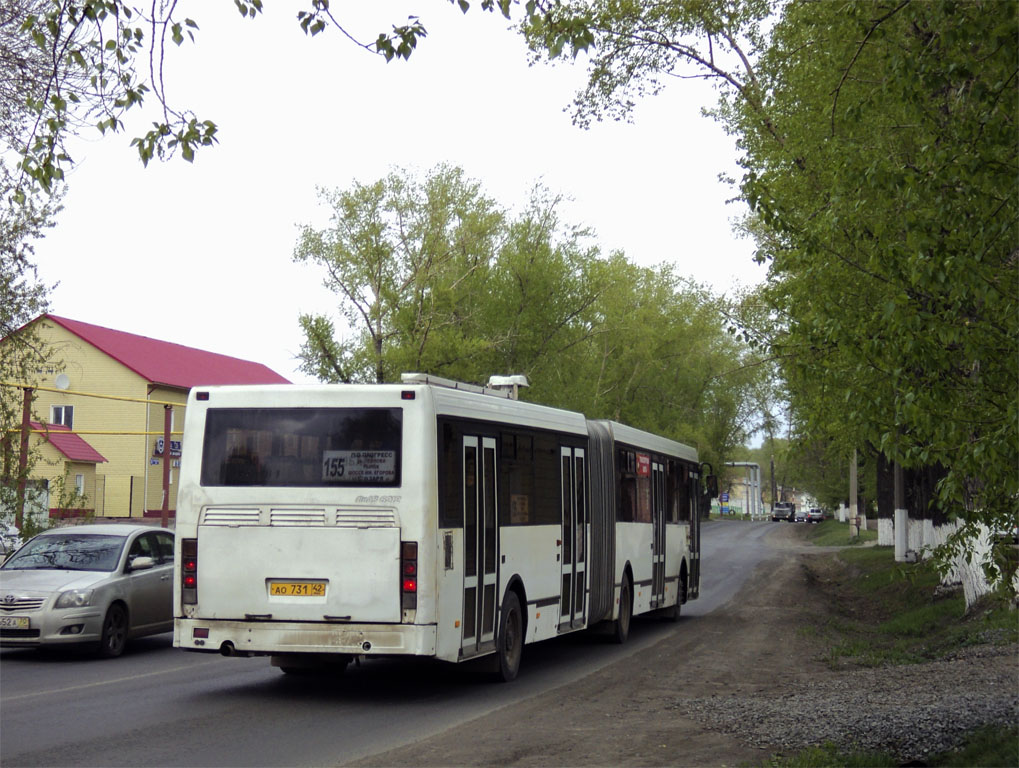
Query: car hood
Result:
<box><xmin>0</xmin><ymin>569</ymin><xmax>109</xmax><ymax>594</ymax></box>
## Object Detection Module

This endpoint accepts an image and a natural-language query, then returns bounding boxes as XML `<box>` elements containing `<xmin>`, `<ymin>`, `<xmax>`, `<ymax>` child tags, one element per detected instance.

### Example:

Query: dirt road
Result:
<box><xmin>347</xmin><ymin>524</ymin><xmax>831</xmax><ymax>766</ymax></box>
<box><xmin>347</xmin><ymin>522</ymin><xmax>1017</xmax><ymax>767</ymax></box>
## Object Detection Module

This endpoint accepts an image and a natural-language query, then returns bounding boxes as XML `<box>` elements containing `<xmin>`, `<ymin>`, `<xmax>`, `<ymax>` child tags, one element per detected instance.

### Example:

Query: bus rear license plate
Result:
<box><xmin>0</xmin><ymin>616</ymin><xmax>29</xmax><ymax>629</ymax></box>
<box><xmin>269</xmin><ymin>582</ymin><xmax>326</xmax><ymax>597</ymax></box>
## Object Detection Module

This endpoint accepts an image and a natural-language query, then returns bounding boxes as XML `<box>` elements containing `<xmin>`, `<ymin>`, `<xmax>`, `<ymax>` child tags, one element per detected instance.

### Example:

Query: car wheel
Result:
<box><xmin>99</xmin><ymin>603</ymin><xmax>128</xmax><ymax>658</ymax></box>
<box><xmin>494</xmin><ymin>591</ymin><xmax>523</xmax><ymax>683</ymax></box>
<box><xmin>614</xmin><ymin>573</ymin><xmax>632</xmax><ymax>644</ymax></box>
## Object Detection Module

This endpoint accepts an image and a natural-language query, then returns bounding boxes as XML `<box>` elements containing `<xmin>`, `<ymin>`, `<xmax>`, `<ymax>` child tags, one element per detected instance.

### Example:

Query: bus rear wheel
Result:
<box><xmin>494</xmin><ymin>591</ymin><xmax>523</xmax><ymax>682</ymax></box>
<box><xmin>614</xmin><ymin>573</ymin><xmax>632</xmax><ymax>644</ymax></box>
<box><xmin>664</xmin><ymin>577</ymin><xmax>686</xmax><ymax>622</ymax></box>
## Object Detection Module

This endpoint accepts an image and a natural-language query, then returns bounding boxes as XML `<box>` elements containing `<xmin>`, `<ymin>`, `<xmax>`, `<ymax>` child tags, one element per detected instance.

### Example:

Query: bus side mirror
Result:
<box><xmin>706</xmin><ymin>475</ymin><xmax>719</xmax><ymax>499</ymax></box>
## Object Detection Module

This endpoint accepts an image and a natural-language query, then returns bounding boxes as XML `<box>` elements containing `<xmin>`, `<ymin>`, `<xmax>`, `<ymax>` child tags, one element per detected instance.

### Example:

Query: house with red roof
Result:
<box><xmin>6</xmin><ymin>314</ymin><xmax>290</xmax><ymax>521</ymax></box>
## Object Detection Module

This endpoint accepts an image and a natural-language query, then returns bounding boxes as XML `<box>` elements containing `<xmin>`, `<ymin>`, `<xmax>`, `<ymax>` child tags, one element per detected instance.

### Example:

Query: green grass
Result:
<box><xmin>803</xmin><ymin>517</ymin><xmax>878</xmax><ymax>546</ymax></box>
<box><xmin>760</xmin><ymin>743</ymin><xmax>898</xmax><ymax>767</ymax></box>
<box><xmin>931</xmin><ymin>723</ymin><xmax>1019</xmax><ymax>768</ymax></box>
<box><xmin>815</xmin><ymin>547</ymin><xmax>1017</xmax><ymax>666</ymax></box>
<box><xmin>760</xmin><ymin>725</ymin><xmax>1019</xmax><ymax>767</ymax></box>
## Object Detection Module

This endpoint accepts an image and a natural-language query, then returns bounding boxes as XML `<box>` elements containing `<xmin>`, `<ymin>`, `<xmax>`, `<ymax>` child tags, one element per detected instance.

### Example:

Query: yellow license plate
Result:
<box><xmin>269</xmin><ymin>581</ymin><xmax>326</xmax><ymax>597</ymax></box>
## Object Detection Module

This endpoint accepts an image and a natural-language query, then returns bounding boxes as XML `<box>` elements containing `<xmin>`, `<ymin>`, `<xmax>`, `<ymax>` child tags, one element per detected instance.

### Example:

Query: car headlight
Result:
<box><xmin>55</xmin><ymin>588</ymin><xmax>95</xmax><ymax>609</ymax></box>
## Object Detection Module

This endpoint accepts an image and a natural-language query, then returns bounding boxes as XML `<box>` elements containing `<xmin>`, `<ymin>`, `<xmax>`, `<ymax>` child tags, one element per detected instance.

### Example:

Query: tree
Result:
<box><xmin>0</xmin><ymin>158</ymin><xmax>59</xmax><ymax>525</ymax></box>
<box><xmin>295</xmin><ymin>165</ymin><xmax>768</xmax><ymax>474</ymax></box>
<box><xmin>293</xmin><ymin>165</ymin><xmax>503</xmax><ymax>383</ymax></box>
<box><xmin>525</xmin><ymin>0</ymin><xmax>1018</xmax><ymax>544</ymax></box>
<box><xmin>731</xmin><ymin>1</ymin><xmax>1017</xmax><ymax>535</ymax></box>
<box><xmin>8</xmin><ymin>0</ymin><xmax>586</xmax><ymax>196</ymax></box>
<box><xmin>465</xmin><ymin>184</ymin><xmax>604</xmax><ymax>394</ymax></box>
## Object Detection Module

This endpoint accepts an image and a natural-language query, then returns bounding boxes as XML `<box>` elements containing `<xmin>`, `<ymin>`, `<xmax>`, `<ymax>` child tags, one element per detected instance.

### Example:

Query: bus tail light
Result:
<box><xmin>401</xmin><ymin>541</ymin><xmax>417</xmax><ymax>611</ymax></box>
<box><xmin>182</xmin><ymin>538</ymin><xmax>198</xmax><ymax>604</ymax></box>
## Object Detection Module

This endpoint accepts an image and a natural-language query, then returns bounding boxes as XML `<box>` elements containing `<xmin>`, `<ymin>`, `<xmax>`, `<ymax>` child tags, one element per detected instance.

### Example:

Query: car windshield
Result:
<box><xmin>0</xmin><ymin>534</ymin><xmax>126</xmax><ymax>572</ymax></box>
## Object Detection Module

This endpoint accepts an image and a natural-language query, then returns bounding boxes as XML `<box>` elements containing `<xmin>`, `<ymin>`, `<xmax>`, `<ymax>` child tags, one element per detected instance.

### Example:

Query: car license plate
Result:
<box><xmin>268</xmin><ymin>581</ymin><xmax>326</xmax><ymax>597</ymax></box>
<box><xmin>0</xmin><ymin>616</ymin><xmax>29</xmax><ymax>629</ymax></box>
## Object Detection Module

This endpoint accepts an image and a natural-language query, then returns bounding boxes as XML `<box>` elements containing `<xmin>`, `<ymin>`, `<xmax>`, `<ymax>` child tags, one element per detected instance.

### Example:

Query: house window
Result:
<box><xmin>51</xmin><ymin>405</ymin><xmax>73</xmax><ymax>429</ymax></box>
<box><xmin>75</xmin><ymin>474</ymin><xmax>85</xmax><ymax>495</ymax></box>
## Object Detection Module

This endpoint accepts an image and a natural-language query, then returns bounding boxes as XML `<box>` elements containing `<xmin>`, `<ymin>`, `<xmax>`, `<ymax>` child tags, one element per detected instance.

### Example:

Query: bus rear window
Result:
<box><xmin>200</xmin><ymin>408</ymin><xmax>402</xmax><ymax>487</ymax></box>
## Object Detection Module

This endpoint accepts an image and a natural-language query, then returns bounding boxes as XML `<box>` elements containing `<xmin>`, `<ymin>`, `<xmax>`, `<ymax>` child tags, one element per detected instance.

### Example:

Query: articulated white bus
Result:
<box><xmin>173</xmin><ymin>374</ymin><xmax>716</xmax><ymax>681</ymax></box>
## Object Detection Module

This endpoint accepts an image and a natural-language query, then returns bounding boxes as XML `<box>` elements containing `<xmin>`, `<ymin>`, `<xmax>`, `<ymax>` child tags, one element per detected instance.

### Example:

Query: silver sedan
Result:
<box><xmin>0</xmin><ymin>523</ymin><xmax>174</xmax><ymax>657</ymax></box>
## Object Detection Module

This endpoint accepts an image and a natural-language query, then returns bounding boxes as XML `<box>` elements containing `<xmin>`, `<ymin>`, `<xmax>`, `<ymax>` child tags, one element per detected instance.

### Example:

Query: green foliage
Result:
<box><xmin>522</xmin><ymin>0</ymin><xmax>770</xmax><ymax>128</ymax></box>
<box><xmin>805</xmin><ymin>546</ymin><xmax>1017</xmax><ymax>667</ymax></box>
<box><xmin>293</xmin><ymin>164</ymin><xmax>504</xmax><ymax>384</ymax></box>
<box><xmin>526</xmin><ymin>0</ymin><xmax>1018</xmax><ymax>547</ymax></box>
<box><xmin>739</xmin><ymin>0</ymin><xmax>1017</xmax><ymax>538</ymax></box>
<box><xmin>10</xmin><ymin>0</ymin><xmax>214</xmax><ymax>192</ymax></box>
<box><xmin>4</xmin><ymin>0</ymin><xmax>574</xmax><ymax>193</ymax></box>
<box><xmin>295</xmin><ymin>165</ymin><xmax>768</xmax><ymax>463</ymax></box>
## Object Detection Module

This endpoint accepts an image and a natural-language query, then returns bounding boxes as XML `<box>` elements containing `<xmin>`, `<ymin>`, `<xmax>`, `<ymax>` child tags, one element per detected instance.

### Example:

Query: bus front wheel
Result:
<box><xmin>494</xmin><ymin>591</ymin><xmax>523</xmax><ymax>683</ymax></box>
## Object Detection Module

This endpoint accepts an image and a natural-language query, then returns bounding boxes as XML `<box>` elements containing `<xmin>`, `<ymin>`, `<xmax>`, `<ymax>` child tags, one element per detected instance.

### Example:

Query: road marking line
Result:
<box><xmin>2</xmin><ymin>659</ymin><xmax>227</xmax><ymax>702</ymax></box>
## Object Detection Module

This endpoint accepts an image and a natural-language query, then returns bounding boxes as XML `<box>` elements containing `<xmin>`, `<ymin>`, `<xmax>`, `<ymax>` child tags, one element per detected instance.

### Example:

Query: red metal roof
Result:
<box><xmin>42</xmin><ymin>315</ymin><xmax>291</xmax><ymax>389</ymax></box>
<box><xmin>30</xmin><ymin>422</ymin><xmax>107</xmax><ymax>464</ymax></box>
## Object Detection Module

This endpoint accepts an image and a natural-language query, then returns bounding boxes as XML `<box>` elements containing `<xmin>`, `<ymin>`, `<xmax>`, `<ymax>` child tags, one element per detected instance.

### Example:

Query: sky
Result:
<box><xmin>28</xmin><ymin>2</ymin><xmax>765</xmax><ymax>385</ymax></box>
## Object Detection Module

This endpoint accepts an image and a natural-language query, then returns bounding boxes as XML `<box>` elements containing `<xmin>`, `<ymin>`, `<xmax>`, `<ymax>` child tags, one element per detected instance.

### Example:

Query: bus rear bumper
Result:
<box><xmin>174</xmin><ymin>618</ymin><xmax>437</xmax><ymax>658</ymax></box>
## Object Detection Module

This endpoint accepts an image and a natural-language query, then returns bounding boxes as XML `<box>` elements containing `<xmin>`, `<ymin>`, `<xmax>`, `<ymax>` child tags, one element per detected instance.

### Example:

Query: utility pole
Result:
<box><xmin>770</xmin><ymin>455</ymin><xmax>776</xmax><ymax>510</ymax></box>
<box><xmin>160</xmin><ymin>405</ymin><xmax>172</xmax><ymax>528</ymax></box>
<box><xmin>16</xmin><ymin>387</ymin><xmax>33</xmax><ymax>530</ymax></box>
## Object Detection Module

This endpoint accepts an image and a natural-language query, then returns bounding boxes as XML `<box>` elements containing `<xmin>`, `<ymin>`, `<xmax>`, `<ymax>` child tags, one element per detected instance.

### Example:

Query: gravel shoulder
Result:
<box><xmin>347</xmin><ymin>524</ymin><xmax>1018</xmax><ymax>767</ymax></box>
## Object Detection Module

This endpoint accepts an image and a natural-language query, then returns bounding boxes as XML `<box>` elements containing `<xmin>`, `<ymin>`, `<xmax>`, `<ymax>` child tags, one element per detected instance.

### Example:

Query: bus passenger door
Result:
<box><xmin>651</xmin><ymin>461</ymin><xmax>666</xmax><ymax>608</ymax></box>
<box><xmin>688</xmin><ymin>469</ymin><xmax>701</xmax><ymax>600</ymax></box>
<box><xmin>461</xmin><ymin>436</ymin><xmax>498</xmax><ymax>657</ymax></box>
<box><xmin>560</xmin><ymin>447</ymin><xmax>587</xmax><ymax>630</ymax></box>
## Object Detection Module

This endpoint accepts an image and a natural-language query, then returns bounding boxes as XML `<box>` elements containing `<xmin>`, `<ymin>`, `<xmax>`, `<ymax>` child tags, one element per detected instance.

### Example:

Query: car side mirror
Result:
<box><xmin>128</xmin><ymin>555</ymin><xmax>155</xmax><ymax>572</ymax></box>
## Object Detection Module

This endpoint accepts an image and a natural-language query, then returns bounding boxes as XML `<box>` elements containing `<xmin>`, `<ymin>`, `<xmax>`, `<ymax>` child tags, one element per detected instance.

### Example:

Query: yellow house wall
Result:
<box><xmin>22</xmin><ymin>320</ymin><xmax>189</xmax><ymax>518</ymax></box>
<box><xmin>25</xmin><ymin>443</ymin><xmax>97</xmax><ymax>513</ymax></box>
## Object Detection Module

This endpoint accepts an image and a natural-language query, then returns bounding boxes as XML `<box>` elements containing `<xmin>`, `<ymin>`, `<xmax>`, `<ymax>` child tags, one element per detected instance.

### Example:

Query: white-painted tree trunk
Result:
<box><xmin>888</xmin><ymin>517</ymin><xmax>1014</xmax><ymax>609</ymax></box>
<box><xmin>878</xmin><ymin>517</ymin><xmax>894</xmax><ymax>546</ymax></box>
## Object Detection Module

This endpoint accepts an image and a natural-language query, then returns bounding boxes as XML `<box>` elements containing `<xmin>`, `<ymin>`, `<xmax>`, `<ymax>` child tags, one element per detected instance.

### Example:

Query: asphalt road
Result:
<box><xmin>0</xmin><ymin>520</ymin><xmax>777</xmax><ymax>767</ymax></box>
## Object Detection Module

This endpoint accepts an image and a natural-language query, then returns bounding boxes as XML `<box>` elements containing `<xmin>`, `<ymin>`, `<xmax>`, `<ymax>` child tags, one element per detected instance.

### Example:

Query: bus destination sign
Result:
<box><xmin>322</xmin><ymin>450</ymin><xmax>397</xmax><ymax>483</ymax></box>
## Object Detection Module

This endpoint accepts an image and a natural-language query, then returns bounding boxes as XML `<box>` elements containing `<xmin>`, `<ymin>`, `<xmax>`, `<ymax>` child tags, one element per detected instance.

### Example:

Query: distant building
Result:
<box><xmin>3</xmin><ymin>314</ymin><xmax>290</xmax><ymax>520</ymax></box>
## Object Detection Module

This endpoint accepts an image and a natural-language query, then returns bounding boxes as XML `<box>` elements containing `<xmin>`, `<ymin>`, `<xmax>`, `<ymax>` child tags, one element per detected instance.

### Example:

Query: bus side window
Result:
<box><xmin>439</xmin><ymin>421</ymin><xmax>462</xmax><ymax>528</ymax></box>
<box><xmin>618</xmin><ymin>450</ymin><xmax>636</xmax><ymax>523</ymax></box>
<box><xmin>533</xmin><ymin>434</ymin><xmax>560</xmax><ymax>524</ymax></box>
<box><xmin>674</xmin><ymin>462</ymin><xmax>691</xmax><ymax>522</ymax></box>
<box><xmin>666</xmin><ymin>461</ymin><xmax>678</xmax><ymax>522</ymax></box>
<box><xmin>503</xmin><ymin>433</ymin><xmax>535</xmax><ymax>526</ymax></box>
